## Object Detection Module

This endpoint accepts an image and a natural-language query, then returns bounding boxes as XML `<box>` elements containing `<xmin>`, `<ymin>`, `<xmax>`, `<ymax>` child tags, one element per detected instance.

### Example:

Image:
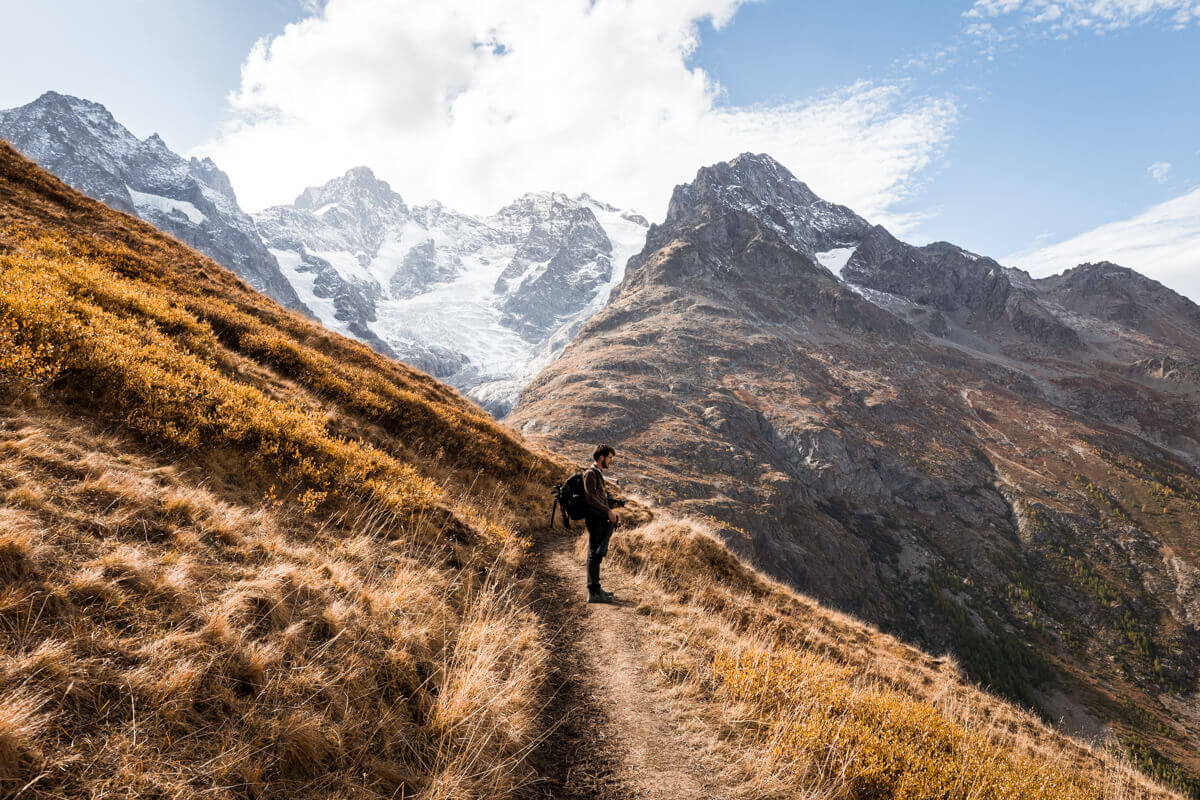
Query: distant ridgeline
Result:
<box><xmin>0</xmin><ymin>91</ymin><xmax>650</xmax><ymax>416</ymax></box>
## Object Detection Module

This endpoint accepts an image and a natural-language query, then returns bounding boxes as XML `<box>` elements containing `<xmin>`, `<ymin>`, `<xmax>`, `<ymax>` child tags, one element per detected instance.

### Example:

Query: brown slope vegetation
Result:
<box><xmin>591</xmin><ymin>514</ymin><xmax>1185</xmax><ymax>799</ymax></box>
<box><xmin>0</xmin><ymin>139</ymin><xmax>559</xmax><ymax>798</ymax></box>
<box><xmin>509</xmin><ymin>154</ymin><xmax>1200</xmax><ymax>792</ymax></box>
<box><xmin>0</xmin><ymin>140</ymin><xmax>1186</xmax><ymax>800</ymax></box>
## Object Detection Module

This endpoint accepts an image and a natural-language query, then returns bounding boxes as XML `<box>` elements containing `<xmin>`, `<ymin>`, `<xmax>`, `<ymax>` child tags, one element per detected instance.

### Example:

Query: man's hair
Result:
<box><xmin>593</xmin><ymin>444</ymin><xmax>615</xmax><ymax>462</ymax></box>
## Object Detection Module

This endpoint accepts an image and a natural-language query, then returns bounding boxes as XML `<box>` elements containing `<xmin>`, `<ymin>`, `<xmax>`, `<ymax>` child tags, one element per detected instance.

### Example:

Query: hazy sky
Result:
<box><xmin>2</xmin><ymin>0</ymin><xmax>1198</xmax><ymax>297</ymax></box>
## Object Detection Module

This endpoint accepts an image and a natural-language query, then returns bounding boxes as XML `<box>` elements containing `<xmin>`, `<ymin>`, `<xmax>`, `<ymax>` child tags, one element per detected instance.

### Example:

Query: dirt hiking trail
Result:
<box><xmin>521</xmin><ymin>527</ymin><xmax>736</xmax><ymax>800</ymax></box>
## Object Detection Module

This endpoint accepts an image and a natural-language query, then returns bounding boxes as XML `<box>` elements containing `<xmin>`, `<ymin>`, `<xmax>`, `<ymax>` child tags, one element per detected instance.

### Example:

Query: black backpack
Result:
<box><xmin>549</xmin><ymin>471</ymin><xmax>590</xmax><ymax>528</ymax></box>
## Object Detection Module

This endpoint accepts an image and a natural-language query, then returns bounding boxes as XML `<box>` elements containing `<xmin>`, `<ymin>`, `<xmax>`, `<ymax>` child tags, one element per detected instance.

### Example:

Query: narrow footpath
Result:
<box><xmin>521</xmin><ymin>528</ymin><xmax>733</xmax><ymax>800</ymax></box>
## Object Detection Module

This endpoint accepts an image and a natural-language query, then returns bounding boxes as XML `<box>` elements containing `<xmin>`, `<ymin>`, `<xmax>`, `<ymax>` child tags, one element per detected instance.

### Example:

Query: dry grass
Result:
<box><xmin>597</xmin><ymin>515</ymin><xmax>1184</xmax><ymax>800</ymax></box>
<box><xmin>0</xmin><ymin>411</ymin><xmax>551</xmax><ymax>799</ymax></box>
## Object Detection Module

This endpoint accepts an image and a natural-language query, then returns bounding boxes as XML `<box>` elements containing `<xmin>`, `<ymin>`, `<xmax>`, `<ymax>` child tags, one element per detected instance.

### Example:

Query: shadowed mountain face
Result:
<box><xmin>510</xmin><ymin>152</ymin><xmax>1200</xmax><ymax>780</ymax></box>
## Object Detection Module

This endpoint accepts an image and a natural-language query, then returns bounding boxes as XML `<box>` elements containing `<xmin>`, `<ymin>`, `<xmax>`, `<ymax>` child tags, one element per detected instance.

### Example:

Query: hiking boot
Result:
<box><xmin>587</xmin><ymin>590</ymin><xmax>614</xmax><ymax>604</ymax></box>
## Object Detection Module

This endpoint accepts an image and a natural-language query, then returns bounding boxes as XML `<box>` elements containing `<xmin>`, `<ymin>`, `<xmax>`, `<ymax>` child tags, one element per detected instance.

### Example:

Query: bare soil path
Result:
<box><xmin>520</xmin><ymin>527</ymin><xmax>732</xmax><ymax>800</ymax></box>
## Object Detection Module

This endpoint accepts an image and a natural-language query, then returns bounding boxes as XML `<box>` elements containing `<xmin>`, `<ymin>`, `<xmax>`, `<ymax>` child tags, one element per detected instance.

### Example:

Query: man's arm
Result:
<box><xmin>582</xmin><ymin>468</ymin><xmax>611</xmax><ymax>516</ymax></box>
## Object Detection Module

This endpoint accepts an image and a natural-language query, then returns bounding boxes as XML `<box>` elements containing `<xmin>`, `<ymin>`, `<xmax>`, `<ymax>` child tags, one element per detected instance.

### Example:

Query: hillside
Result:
<box><xmin>0</xmin><ymin>139</ymin><xmax>562</xmax><ymax>798</ymax></box>
<box><xmin>0</xmin><ymin>140</ymin><xmax>1185</xmax><ymax>799</ymax></box>
<box><xmin>510</xmin><ymin>153</ymin><xmax>1200</xmax><ymax>789</ymax></box>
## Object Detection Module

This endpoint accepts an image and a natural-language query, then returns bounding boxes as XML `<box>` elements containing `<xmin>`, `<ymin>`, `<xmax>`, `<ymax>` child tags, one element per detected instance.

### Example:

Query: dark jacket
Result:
<box><xmin>582</xmin><ymin>464</ymin><xmax>611</xmax><ymax>518</ymax></box>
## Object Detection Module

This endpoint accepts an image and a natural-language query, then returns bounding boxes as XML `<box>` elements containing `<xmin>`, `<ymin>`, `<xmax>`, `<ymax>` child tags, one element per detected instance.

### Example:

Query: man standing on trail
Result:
<box><xmin>584</xmin><ymin>444</ymin><xmax>619</xmax><ymax>603</ymax></box>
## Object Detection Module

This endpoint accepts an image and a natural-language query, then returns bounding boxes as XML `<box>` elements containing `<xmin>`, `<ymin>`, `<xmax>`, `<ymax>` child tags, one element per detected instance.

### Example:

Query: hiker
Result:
<box><xmin>584</xmin><ymin>444</ymin><xmax>619</xmax><ymax>603</ymax></box>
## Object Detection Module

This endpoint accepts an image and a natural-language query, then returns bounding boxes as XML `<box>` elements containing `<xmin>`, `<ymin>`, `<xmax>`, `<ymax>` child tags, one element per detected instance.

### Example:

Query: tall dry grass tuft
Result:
<box><xmin>0</xmin><ymin>410</ymin><xmax>552</xmax><ymax>798</ymax></box>
<box><xmin>0</xmin><ymin>690</ymin><xmax>48</xmax><ymax>782</ymax></box>
<box><xmin>0</xmin><ymin>509</ymin><xmax>42</xmax><ymax>583</ymax></box>
<box><xmin>423</xmin><ymin>581</ymin><xmax>548</xmax><ymax>799</ymax></box>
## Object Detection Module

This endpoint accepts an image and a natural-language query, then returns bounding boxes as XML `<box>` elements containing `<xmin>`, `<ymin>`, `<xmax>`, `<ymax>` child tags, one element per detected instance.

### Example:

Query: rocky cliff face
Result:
<box><xmin>0</xmin><ymin>92</ymin><xmax>308</xmax><ymax>312</ymax></box>
<box><xmin>1039</xmin><ymin>261</ymin><xmax>1200</xmax><ymax>353</ymax></box>
<box><xmin>510</xmin><ymin>152</ymin><xmax>1200</xmax><ymax>781</ymax></box>
<box><xmin>658</xmin><ymin>152</ymin><xmax>871</xmax><ymax>259</ymax></box>
<box><xmin>255</xmin><ymin>176</ymin><xmax>648</xmax><ymax>415</ymax></box>
<box><xmin>843</xmin><ymin>227</ymin><xmax>1083</xmax><ymax>353</ymax></box>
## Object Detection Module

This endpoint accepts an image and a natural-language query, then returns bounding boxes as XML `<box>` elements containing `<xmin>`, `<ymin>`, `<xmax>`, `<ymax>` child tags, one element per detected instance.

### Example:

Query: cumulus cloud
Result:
<box><xmin>1148</xmin><ymin>161</ymin><xmax>1172</xmax><ymax>182</ymax></box>
<box><xmin>965</xmin><ymin>0</ymin><xmax>1200</xmax><ymax>33</ymax></box>
<box><xmin>196</xmin><ymin>0</ymin><xmax>956</xmax><ymax>229</ymax></box>
<box><xmin>1007</xmin><ymin>187</ymin><xmax>1200</xmax><ymax>301</ymax></box>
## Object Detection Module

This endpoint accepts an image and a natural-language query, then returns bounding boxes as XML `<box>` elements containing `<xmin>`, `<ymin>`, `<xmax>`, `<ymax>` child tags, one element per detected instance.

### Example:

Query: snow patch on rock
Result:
<box><xmin>126</xmin><ymin>185</ymin><xmax>207</xmax><ymax>224</ymax></box>
<box><xmin>815</xmin><ymin>246</ymin><xmax>857</xmax><ymax>276</ymax></box>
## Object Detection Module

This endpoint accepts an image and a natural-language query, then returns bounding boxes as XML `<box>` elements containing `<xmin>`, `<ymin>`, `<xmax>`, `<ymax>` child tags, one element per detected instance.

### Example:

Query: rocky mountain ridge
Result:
<box><xmin>510</xmin><ymin>152</ymin><xmax>1200</xmax><ymax>785</ymax></box>
<box><xmin>253</xmin><ymin>171</ymin><xmax>648</xmax><ymax>415</ymax></box>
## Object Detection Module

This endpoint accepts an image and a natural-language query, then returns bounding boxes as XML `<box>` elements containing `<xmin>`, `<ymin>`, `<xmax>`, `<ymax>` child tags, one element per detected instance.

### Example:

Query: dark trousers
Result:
<box><xmin>585</xmin><ymin>515</ymin><xmax>613</xmax><ymax>592</ymax></box>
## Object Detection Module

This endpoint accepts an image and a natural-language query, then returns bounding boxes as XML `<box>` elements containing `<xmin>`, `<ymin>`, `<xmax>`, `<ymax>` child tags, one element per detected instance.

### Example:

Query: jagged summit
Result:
<box><xmin>26</xmin><ymin>89</ymin><xmax>119</xmax><ymax>123</ymax></box>
<box><xmin>293</xmin><ymin>165</ymin><xmax>406</xmax><ymax>214</ymax></box>
<box><xmin>658</xmin><ymin>151</ymin><xmax>871</xmax><ymax>259</ymax></box>
<box><xmin>254</xmin><ymin>169</ymin><xmax>649</xmax><ymax>415</ymax></box>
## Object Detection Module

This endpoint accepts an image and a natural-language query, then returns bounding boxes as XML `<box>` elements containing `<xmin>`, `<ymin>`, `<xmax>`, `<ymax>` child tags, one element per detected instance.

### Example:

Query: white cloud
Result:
<box><xmin>1148</xmin><ymin>161</ymin><xmax>1172</xmax><ymax>182</ymax></box>
<box><xmin>1007</xmin><ymin>187</ymin><xmax>1200</xmax><ymax>301</ymax></box>
<box><xmin>196</xmin><ymin>0</ymin><xmax>956</xmax><ymax>230</ymax></box>
<box><xmin>965</xmin><ymin>0</ymin><xmax>1200</xmax><ymax>33</ymax></box>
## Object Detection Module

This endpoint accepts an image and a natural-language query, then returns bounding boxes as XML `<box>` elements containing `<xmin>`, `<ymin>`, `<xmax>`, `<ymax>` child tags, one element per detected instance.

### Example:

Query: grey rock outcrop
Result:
<box><xmin>496</xmin><ymin>200</ymin><xmax>614</xmax><ymax>341</ymax></box>
<box><xmin>844</xmin><ymin>227</ymin><xmax>1081</xmax><ymax>352</ymax></box>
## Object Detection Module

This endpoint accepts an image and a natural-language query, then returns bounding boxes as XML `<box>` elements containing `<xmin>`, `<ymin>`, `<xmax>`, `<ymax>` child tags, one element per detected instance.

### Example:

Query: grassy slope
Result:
<box><xmin>0</xmin><ymin>141</ymin><xmax>1183</xmax><ymax>799</ymax></box>
<box><xmin>0</xmin><ymin>141</ymin><xmax>560</xmax><ymax>799</ymax></box>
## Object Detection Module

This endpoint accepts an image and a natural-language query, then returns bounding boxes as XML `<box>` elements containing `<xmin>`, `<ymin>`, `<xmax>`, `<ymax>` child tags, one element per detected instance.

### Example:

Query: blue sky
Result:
<box><xmin>692</xmin><ymin>0</ymin><xmax>1199</xmax><ymax>257</ymax></box>
<box><xmin>2</xmin><ymin>0</ymin><xmax>1197</xmax><ymax>295</ymax></box>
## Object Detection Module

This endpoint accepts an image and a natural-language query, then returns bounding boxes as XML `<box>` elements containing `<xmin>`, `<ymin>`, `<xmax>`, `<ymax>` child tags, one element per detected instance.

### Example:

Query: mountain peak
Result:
<box><xmin>725</xmin><ymin>150</ymin><xmax>798</xmax><ymax>180</ymax></box>
<box><xmin>343</xmin><ymin>164</ymin><xmax>380</xmax><ymax>183</ymax></box>
<box><xmin>32</xmin><ymin>89</ymin><xmax>101</xmax><ymax>112</ymax></box>
<box><xmin>14</xmin><ymin>91</ymin><xmax>125</xmax><ymax>136</ymax></box>
<box><xmin>293</xmin><ymin>165</ymin><xmax>405</xmax><ymax>213</ymax></box>
<box><xmin>1047</xmin><ymin>261</ymin><xmax>1181</xmax><ymax>298</ymax></box>
<box><xmin>658</xmin><ymin>153</ymin><xmax>870</xmax><ymax>258</ymax></box>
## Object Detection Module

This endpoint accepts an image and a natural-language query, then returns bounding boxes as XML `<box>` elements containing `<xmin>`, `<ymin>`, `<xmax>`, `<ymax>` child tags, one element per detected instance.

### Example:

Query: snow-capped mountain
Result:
<box><xmin>0</xmin><ymin>92</ymin><xmax>307</xmax><ymax>312</ymax></box>
<box><xmin>0</xmin><ymin>92</ymin><xmax>650</xmax><ymax>416</ymax></box>
<box><xmin>254</xmin><ymin>169</ymin><xmax>648</xmax><ymax>415</ymax></box>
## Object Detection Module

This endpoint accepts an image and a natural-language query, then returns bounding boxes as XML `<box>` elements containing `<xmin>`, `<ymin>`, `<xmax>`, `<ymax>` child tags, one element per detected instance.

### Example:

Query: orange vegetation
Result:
<box><xmin>600</xmin><ymin>516</ymin><xmax>1182</xmax><ymax>800</ymax></box>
